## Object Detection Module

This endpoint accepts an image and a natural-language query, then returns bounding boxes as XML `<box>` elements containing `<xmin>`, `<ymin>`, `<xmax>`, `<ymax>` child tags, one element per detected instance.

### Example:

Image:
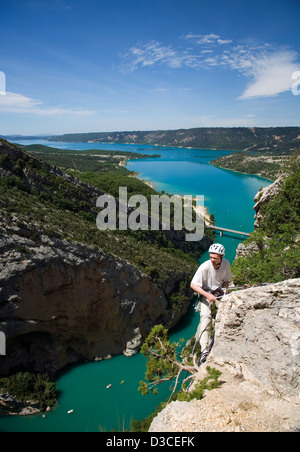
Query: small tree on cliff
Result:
<box><xmin>139</xmin><ymin>324</ymin><xmax>220</xmax><ymax>400</ymax></box>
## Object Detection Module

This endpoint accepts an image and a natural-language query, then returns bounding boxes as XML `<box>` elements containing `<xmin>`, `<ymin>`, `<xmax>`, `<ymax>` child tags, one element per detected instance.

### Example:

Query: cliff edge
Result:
<box><xmin>150</xmin><ymin>279</ymin><xmax>300</xmax><ymax>432</ymax></box>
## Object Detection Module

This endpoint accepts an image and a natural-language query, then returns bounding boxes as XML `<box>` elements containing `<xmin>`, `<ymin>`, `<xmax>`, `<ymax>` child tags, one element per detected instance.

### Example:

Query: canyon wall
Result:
<box><xmin>0</xmin><ymin>236</ymin><xmax>187</xmax><ymax>377</ymax></box>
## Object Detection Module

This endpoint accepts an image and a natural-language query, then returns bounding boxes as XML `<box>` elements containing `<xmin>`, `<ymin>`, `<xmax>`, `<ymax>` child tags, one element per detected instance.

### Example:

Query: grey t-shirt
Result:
<box><xmin>191</xmin><ymin>259</ymin><xmax>231</xmax><ymax>292</ymax></box>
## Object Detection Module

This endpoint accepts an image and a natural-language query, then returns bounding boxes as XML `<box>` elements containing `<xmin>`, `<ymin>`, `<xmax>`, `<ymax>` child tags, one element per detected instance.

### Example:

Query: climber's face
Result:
<box><xmin>210</xmin><ymin>253</ymin><xmax>222</xmax><ymax>269</ymax></box>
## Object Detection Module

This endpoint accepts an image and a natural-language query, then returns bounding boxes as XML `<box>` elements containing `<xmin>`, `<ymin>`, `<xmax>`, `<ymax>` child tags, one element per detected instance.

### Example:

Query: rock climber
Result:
<box><xmin>190</xmin><ymin>243</ymin><xmax>231</xmax><ymax>365</ymax></box>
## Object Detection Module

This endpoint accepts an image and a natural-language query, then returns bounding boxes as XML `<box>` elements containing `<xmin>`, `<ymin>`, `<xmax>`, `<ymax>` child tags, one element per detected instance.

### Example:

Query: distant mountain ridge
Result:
<box><xmin>48</xmin><ymin>127</ymin><xmax>300</xmax><ymax>154</ymax></box>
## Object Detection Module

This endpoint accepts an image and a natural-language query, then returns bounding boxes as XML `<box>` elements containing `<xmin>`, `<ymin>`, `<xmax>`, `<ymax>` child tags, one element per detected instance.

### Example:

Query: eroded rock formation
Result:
<box><xmin>150</xmin><ymin>279</ymin><xmax>300</xmax><ymax>432</ymax></box>
<box><xmin>253</xmin><ymin>175</ymin><xmax>285</xmax><ymax>228</ymax></box>
<box><xmin>0</xmin><ymin>236</ymin><xmax>183</xmax><ymax>376</ymax></box>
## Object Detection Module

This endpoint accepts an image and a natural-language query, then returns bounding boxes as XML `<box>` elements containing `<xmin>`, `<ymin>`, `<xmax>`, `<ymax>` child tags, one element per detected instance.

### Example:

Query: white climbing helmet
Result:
<box><xmin>209</xmin><ymin>243</ymin><xmax>225</xmax><ymax>256</ymax></box>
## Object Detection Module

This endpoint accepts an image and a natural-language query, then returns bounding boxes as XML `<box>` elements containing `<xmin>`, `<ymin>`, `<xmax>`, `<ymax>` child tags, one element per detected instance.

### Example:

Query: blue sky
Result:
<box><xmin>1</xmin><ymin>0</ymin><xmax>300</xmax><ymax>135</ymax></box>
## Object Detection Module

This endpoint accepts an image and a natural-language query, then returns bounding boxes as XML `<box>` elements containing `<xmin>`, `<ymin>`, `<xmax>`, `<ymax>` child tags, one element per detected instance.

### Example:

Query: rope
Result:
<box><xmin>227</xmin><ymin>282</ymin><xmax>275</xmax><ymax>292</ymax></box>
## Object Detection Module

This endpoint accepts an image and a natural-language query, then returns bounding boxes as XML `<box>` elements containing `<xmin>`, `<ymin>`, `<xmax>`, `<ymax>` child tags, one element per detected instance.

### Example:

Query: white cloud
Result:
<box><xmin>238</xmin><ymin>51</ymin><xmax>299</xmax><ymax>99</ymax></box>
<box><xmin>122</xmin><ymin>40</ymin><xmax>206</xmax><ymax>72</ymax></box>
<box><xmin>0</xmin><ymin>92</ymin><xmax>42</xmax><ymax>110</ymax></box>
<box><xmin>120</xmin><ymin>33</ymin><xmax>234</xmax><ymax>71</ymax></box>
<box><xmin>121</xmin><ymin>36</ymin><xmax>300</xmax><ymax>99</ymax></box>
<box><xmin>185</xmin><ymin>33</ymin><xmax>231</xmax><ymax>46</ymax></box>
<box><xmin>187</xmin><ymin>33</ymin><xmax>219</xmax><ymax>44</ymax></box>
<box><xmin>217</xmin><ymin>39</ymin><xmax>233</xmax><ymax>45</ymax></box>
<box><xmin>121</xmin><ymin>40</ymin><xmax>180</xmax><ymax>72</ymax></box>
<box><xmin>0</xmin><ymin>91</ymin><xmax>95</xmax><ymax>116</ymax></box>
<box><xmin>218</xmin><ymin>45</ymin><xmax>300</xmax><ymax>98</ymax></box>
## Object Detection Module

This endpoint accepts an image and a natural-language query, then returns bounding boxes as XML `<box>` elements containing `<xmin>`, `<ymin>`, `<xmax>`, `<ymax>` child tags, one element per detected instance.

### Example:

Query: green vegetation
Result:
<box><xmin>138</xmin><ymin>325</ymin><xmax>221</xmax><ymax>398</ymax></box>
<box><xmin>21</xmin><ymin>144</ymin><xmax>160</xmax><ymax>173</ymax></box>
<box><xmin>138</xmin><ymin>325</ymin><xmax>185</xmax><ymax>397</ymax></box>
<box><xmin>131</xmin><ymin>325</ymin><xmax>221</xmax><ymax>432</ymax></box>
<box><xmin>211</xmin><ymin>152</ymin><xmax>284</xmax><ymax>180</ymax></box>
<box><xmin>20</xmin><ymin>144</ymin><xmax>164</xmax><ymax>207</ymax></box>
<box><xmin>231</xmin><ymin>155</ymin><xmax>300</xmax><ymax>284</ymax></box>
<box><xmin>0</xmin><ymin>372</ymin><xmax>57</xmax><ymax>411</ymax></box>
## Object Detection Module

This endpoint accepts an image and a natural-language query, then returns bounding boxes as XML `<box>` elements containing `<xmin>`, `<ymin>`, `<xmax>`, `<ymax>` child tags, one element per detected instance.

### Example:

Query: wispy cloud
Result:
<box><xmin>121</xmin><ymin>33</ymin><xmax>234</xmax><ymax>72</ymax></box>
<box><xmin>0</xmin><ymin>92</ymin><xmax>95</xmax><ymax>116</ymax></box>
<box><xmin>121</xmin><ymin>40</ymin><xmax>184</xmax><ymax>72</ymax></box>
<box><xmin>185</xmin><ymin>33</ymin><xmax>232</xmax><ymax>46</ymax></box>
<box><xmin>237</xmin><ymin>50</ymin><xmax>299</xmax><ymax>98</ymax></box>
<box><xmin>121</xmin><ymin>34</ymin><xmax>300</xmax><ymax>99</ymax></box>
<box><xmin>121</xmin><ymin>40</ymin><xmax>206</xmax><ymax>72</ymax></box>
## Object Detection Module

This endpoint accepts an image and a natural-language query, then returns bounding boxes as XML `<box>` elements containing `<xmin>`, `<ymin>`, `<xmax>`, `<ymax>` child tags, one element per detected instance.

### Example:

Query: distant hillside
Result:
<box><xmin>48</xmin><ymin>127</ymin><xmax>300</xmax><ymax>154</ymax></box>
<box><xmin>210</xmin><ymin>153</ymin><xmax>285</xmax><ymax>180</ymax></box>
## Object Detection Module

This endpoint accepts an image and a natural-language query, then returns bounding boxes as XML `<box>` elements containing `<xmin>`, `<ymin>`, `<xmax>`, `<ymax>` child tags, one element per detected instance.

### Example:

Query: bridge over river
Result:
<box><xmin>206</xmin><ymin>224</ymin><xmax>251</xmax><ymax>237</ymax></box>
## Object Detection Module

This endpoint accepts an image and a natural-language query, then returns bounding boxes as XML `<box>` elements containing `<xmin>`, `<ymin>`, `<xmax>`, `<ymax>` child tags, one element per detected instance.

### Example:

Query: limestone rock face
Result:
<box><xmin>0</xmin><ymin>237</ymin><xmax>175</xmax><ymax>376</ymax></box>
<box><xmin>235</xmin><ymin>241</ymin><xmax>261</xmax><ymax>259</ymax></box>
<box><xmin>212</xmin><ymin>279</ymin><xmax>300</xmax><ymax>402</ymax></box>
<box><xmin>150</xmin><ymin>279</ymin><xmax>300</xmax><ymax>432</ymax></box>
<box><xmin>253</xmin><ymin>175</ymin><xmax>285</xmax><ymax>228</ymax></box>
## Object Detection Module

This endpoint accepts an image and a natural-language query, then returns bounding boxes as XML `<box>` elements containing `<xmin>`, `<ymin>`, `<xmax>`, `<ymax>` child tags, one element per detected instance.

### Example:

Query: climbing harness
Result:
<box><xmin>194</xmin><ymin>282</ymin><xmax>275</xmax><ymax>312</ymax></box>
<box><xmin>194</xmin><ymin>286</ymin><xmax>224</xmax><ymax>312</ymax></box>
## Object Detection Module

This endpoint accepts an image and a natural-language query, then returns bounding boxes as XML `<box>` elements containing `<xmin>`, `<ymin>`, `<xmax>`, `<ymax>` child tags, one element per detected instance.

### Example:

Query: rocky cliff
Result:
<box><xmin>0</xmin><ymin>235</ymin><xmax>174</xmax><ymax>376</ymax></box>
<box><xmin>253</xmin><ymin>175</ymin><xmax>286</xmax><ymax>229</ymax></box>
<box><xmin>0</xmin><ymin>139</ymin><xmax>211</xmax><ymax>377</ymax></box>
<box><xmin>149</xmin><ymin>279</ymin><xmax>300</xmax><ymax>432</ymax></box>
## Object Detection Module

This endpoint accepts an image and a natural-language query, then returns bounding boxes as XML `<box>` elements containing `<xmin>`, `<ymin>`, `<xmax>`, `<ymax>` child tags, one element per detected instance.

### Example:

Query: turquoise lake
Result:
<box><xmin>0</xmin><ymin>141</ymin><xmax>271</xmax><ymax>432</ymax></box>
